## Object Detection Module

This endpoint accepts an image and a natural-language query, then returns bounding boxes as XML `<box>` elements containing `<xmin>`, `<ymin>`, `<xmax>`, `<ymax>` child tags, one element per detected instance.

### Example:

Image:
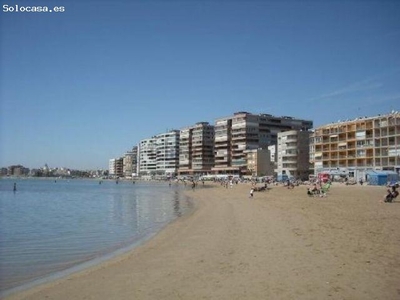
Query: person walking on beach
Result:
<box><xmin>249</xmin><ymin>188</ymin><xmax>254</xmax><ymax>198</ymax></box>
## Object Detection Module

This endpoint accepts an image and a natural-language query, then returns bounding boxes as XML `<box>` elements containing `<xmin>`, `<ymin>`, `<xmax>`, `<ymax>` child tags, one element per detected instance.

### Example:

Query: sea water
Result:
<box><xmin>0</xmin><ymin>178</ymin><xmax>192</xmax><ymax>294</ymax></box>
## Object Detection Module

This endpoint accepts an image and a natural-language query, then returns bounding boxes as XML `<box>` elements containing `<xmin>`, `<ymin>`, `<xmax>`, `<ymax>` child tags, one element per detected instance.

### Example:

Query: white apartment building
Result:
<box><xmin>109</xmin><ymin>157</ymin><xmax>123</xmax><ymax>177</ymax></box>
<box><xmin>138</xmin><ymin>130</ymin><xmax>180</xmax><ymax>177</ymax></box>
<box><xmin>138</xmin><ymin>138</ymin><xmax>157</xmax><ymax>176</ymax></box>
<box><xmin>155</xmin><ymin>130</ymin><xmax>180</xmax><ymax>176</ymax></box>
<box><xmin>276</xmin><ymin>130</ymin><xmax>311</xmax><ymax>180</ymax></box>
<box><xmin>109</xmin><ymin>159</ymin><xmax>116</xmax><ymax>176</ymax></box>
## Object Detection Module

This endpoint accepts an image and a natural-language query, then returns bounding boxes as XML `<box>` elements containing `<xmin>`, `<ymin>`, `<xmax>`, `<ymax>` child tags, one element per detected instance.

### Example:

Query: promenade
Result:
<box><xmin>6</xmin><ymin>183</ymin><xmax>400</xmax><ymax>300</ymax></box>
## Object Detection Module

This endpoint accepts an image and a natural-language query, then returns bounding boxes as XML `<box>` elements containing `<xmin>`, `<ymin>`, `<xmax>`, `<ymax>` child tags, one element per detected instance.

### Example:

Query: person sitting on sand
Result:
<box><xmin>383</xmin><ymin>186</ymin><xmax>399</xmax><ymax>203</ymax></box>
<box><xmin>311</xmin><ymin>183</ymin><xmax>319</xmax><ymax>195</ymax></box>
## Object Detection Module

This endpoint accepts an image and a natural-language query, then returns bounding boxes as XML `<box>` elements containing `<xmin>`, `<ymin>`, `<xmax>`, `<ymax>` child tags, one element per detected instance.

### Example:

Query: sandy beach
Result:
<box><xmin>4</xmin><ymin>182</ymin><xmax>400</xmax><ymax>300</ymax></box>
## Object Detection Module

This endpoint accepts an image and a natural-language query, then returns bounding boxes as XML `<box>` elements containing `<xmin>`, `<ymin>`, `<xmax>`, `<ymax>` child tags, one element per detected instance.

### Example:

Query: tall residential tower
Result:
<box><xmin>213</xmin><ymin>112</ymin><xmax>313</xmax><ymax>175</ymax></box>
<box><xmin>178</xmin><ymin>122</ymin><xmax>214</xmax><ymax>176</ymax></box>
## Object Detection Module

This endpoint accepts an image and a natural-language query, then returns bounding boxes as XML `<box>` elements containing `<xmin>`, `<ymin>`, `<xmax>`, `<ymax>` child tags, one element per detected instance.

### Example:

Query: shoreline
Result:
<box><xmin>2</xmin><ymin>184</ymin><xmax>201</xmax><ymax>300</ymax></box>
<box><xmin>4</xmin><ymin>183</ymin><xmax>400</xmax><ymax>300</ymax></box>
<box><xmin>0</xmin><ymin>180</ymin><xmax>196</xmax><ymax>297</ymax></box>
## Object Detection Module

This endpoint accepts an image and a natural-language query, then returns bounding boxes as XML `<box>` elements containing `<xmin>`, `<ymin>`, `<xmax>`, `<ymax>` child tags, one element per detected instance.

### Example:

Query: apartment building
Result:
<box><xmin>243</xmin><ymin>148</ymin><xmax>273</xmax><ymax>177</ymax></box>
<box><xmin>123</xmin><ymin>146</ymin><xmax>138</xmax><ymax>177</ymax></box>
<box><xmin>138</xmin><ymin>130</ymin><xmax>180</xmax><ymax>177</ymax></box>
<box><xmin>138</xmin><ymin>138</ymin><xmax>157</xmax><ymax>175</ymax></box>
<box><xmin>310</xmin><ymin>111</ymin><xmax>400</xmax><ymax>180</ymax></box>
<box><xmin>109</xmin><ymin>158</ymin><xmax>123</xmax><ymax>177</ymax></box>
<box><xmin>155</xmin><ymin>130</ymin><xmax>180</xmax><ymax>176</ymax></box>
<box><xmin>5</xmin><ymin>165</ymin><xmax>30</xmax><ymax>176</ymax></box>
<box><xmin>109</xmin><ymin>159</ymin><xmax>116</xmax><ymax>176</ymax></box>
<box><xmin>212</xmin><ymin>112</ymin><xmax>313</xmax><ymax>175</ymax></box>
<box><xmin>275</xmin><ymin>130</ymin><xmax>311</xmax><ymax>180</ymax></box>
<box><xmin>178</xmin><ymin>122</ymin><xmax>214</xmax><ymax>176</ymax></box>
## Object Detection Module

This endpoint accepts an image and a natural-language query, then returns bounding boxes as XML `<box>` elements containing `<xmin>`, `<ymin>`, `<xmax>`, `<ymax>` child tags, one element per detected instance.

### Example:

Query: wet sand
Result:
<box><xmin>5</xmin><ymin>183</ymin><xmax>400</xmax><ymax>300</ymax></box>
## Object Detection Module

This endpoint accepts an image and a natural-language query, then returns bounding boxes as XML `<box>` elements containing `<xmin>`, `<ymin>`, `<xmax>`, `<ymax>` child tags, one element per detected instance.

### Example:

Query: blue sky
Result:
<box><xmin>1</xmin><ymin>0</ymin><xmax>399</xmax><ymax>170</ymax></box>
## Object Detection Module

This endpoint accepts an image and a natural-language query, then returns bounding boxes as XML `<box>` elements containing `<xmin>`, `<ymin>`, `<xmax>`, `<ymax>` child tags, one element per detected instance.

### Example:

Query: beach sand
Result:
<box><xmin>5</xmin><ymin>183</ymin><xmax>400</xmax><ymax>300</ymax></box>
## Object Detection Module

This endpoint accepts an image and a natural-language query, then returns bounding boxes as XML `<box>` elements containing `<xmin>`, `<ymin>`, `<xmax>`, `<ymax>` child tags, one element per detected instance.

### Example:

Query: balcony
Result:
<box><xmin>285</xmin><ymin>144</ymin><xmax>298</xmax><ymax>150</ymax></box>
<box><xmin>216</xmin><ymin>151</ymin><xmax>228</xmax><ymax>156</ymax></box>
<box><xmin>215</xmin><ymin>136</ymin><xmax>228</xmax><ymax>142</ymax></box>
<box><xmin>215</xmin><ymin>143</ymin><xmax>229</xmax><ymax>148</ymax></box>
<box><xmin>284</xmin><ymin>152</ymin><xmax>297</xmax><ymax>156</ymax></box>
<box><xmin>231</xmin><ymin>135</ymin><xmax>247</xmax><ymax>141</ymax></box>
<box><xmin>215</xmin><ymin>157</ymin><xmax>229</xmax><ymax>162</ymax></box>
<box><xmin>232</xmin><ymin>159</ymin><xmax>246</xmax><ymax>166</ymax></box>
<box><xmin>282</xmin><ymin>158</ymin><xmax>298</xmax><ymax>163</ymax></box>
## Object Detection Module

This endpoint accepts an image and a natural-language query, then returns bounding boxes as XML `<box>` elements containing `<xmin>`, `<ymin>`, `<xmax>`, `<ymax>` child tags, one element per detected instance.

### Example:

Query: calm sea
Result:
<box><xmin>0</xmin><ymin>178</ymin><xmax>193</xmax><ymax>295</ymax></box>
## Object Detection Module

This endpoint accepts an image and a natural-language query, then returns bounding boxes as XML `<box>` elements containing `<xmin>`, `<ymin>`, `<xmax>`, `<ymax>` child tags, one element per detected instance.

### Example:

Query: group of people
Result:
<box><xmin>307</xmin><ymin>181</ymin><xmax>331</xmax><ymax>197</ymax></box>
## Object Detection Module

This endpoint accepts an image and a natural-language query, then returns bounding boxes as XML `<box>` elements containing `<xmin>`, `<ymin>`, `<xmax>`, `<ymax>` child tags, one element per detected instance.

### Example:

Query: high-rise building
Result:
<box><xmin>123</xmin><ymin>146</ymin><xmax>138</xmax><ymax>178</ymax></box>
<box><xmin>155</xmin><ymin>130</ymin><xmax>180</xmax><ymax>177</ymax></box>
<box><xmin>131</xmin><ymin>146</ymin><xmax>138</xmax><ymax>176</ymax></box>
<box><xmin>138</xmin><ymin>138</ymin><xmax>157</xmax><ymax>176</ymax></box>
<box><xmin>109</xmin><ymin>158</ymin><xmax>123</xmax><ymax>177</ymax></box>
<box><xmin>109</xmin><ymin>159</ymin><xmax>116</xmax><ymax>176</ymax></box>
<box><xmin>138</xmin><ymin>130</ymin><xmax>180</xmax><ymax>177</ymax></box>
<box><xmin>178</xmin><ymin>122</ymin><xmax>215</xmax><ymax>176</ymax></box>
<box><xmin>310</xmin><ymin>111</ymin><xmax>400</xmax><ymax>179</ymax></box>
<box><xmin>212</xmin><ymin>112</ymin><xmax>313</xmax><ymax>175</ymax></box>
<box><xmin>275</xmin><ymin>130</ymin><xmax>311</xmax><ymax>180</ymax></box>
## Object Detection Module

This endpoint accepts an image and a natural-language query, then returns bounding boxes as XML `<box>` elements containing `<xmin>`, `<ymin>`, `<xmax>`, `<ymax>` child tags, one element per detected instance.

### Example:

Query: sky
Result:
<box><xmin>1</xmin><ymin>0</ymin><xmax>399</xmax><ymax>170</ymax></box>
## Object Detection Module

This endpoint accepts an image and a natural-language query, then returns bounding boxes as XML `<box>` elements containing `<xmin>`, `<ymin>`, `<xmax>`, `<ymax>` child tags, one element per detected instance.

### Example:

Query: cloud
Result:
<box><xmin>356</xmin><ymin>94</ymin><xmax>400</xmax><ymax>107</ymax></box>
<box><xmin>308</xmin><ymin>68</ymin><xmax>400</xmax><ymax>104</ymax></box>
<box><xmin>309</xmin><ymin>78</ymin><xmax>383</xmax><ymax>102</ymax></box>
